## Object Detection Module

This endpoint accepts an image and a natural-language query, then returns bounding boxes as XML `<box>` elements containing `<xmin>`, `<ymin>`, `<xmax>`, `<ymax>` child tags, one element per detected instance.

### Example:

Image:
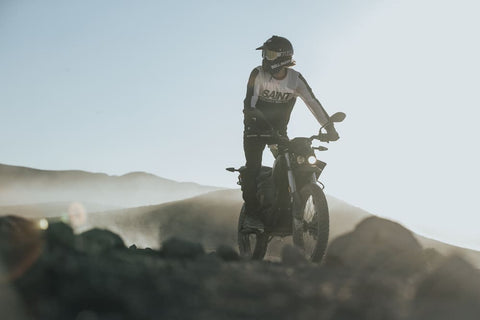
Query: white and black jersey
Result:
<box><xmin>243</xmin><ymin>66</ymin><xmax>330</xmax><ymax>134</ymax></box>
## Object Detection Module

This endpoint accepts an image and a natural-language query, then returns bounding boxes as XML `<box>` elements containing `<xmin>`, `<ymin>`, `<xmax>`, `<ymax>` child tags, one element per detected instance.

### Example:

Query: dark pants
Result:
<box><xmin>242</xmin><ymin>136</ymin><xmax>267</xmax><ymax>217</ymax></box>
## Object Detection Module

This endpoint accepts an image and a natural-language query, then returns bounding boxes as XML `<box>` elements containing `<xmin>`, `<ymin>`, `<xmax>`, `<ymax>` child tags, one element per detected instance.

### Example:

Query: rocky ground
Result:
<box><xmin>1</xmin><ymin>215</ymin><xmax>480</xmax><ymax>320</ymax></box>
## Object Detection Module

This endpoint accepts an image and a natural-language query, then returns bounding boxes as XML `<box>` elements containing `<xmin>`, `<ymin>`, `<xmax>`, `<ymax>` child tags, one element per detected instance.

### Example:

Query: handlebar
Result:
<box><xmin>309</xmin><ymin>133</ymin><xmax>332</xmax><ymax>143</ymax></box>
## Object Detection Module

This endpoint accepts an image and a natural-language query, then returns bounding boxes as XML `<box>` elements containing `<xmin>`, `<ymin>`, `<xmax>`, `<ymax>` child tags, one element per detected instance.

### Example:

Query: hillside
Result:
<box><xmin>0</xmin><ymin>163</ymin><xmax>220</xmax><ymax>207</ymax></box>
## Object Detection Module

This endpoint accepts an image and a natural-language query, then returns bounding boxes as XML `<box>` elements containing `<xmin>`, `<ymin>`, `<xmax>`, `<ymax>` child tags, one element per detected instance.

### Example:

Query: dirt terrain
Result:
<box><xmin>2</xmin><ymin>212</ymin><xmax>479</xmax><ymax>320</ymax></box>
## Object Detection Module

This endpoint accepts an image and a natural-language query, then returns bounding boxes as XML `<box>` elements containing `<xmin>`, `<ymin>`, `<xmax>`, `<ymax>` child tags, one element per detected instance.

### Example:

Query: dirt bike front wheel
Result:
<box><xmin>237</xmin><ymin>204</ymin><xmax>268</xmax><ymax>260</ymax></box>
<box><xmin>292</xmin><ymin>183</ymin><xmax>330</xmax><ymax>262</ymax></box>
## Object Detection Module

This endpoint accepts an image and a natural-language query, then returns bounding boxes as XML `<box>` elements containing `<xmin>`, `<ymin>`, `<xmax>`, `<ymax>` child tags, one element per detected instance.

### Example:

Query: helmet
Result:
<box><xmin>256</xmin><ymin>35</ymin><xmax>295</xmax><ymax>75</ymax></box>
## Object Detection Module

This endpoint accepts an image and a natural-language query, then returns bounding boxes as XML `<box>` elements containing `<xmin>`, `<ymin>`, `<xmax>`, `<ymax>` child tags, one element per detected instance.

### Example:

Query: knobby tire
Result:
<box><xmin>293</xmin><ymin>183</ymin><xmax>330</xmax><ymax>262</ymax></box>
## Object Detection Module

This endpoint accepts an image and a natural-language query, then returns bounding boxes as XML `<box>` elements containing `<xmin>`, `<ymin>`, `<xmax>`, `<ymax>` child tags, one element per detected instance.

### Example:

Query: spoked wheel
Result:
<box><xmin>292</xmin><ymin>183</ymin><xmax>329</xmax><ymax>262</ymax></box>
<box><xmin>237</xmin><ymin>204</ymin><xmax>268</xmax><ymax>260</ymax></box>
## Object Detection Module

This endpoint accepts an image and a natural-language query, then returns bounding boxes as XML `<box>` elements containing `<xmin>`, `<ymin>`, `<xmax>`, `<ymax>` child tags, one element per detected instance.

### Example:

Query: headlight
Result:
<box><xmin>296</xmin><ymin>156</ymin><xmax>305</xmax><ymax>164</ymax></box>
<box><xmin>307</xmin><ymin>155</ymin><xmax>317</xmax><ymax>165</ymax></box>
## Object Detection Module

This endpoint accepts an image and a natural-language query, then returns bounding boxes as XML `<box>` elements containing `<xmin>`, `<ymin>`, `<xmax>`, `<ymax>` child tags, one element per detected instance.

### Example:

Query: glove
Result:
<box><xmin>324</xmin><ymin>123</ymin><xmax>339</xmax><ymax>141</ymax></box>
<box><xmin>243</xmin><ymin>108</ymin><xmax>254</xmax><ymax>126</ymax></box>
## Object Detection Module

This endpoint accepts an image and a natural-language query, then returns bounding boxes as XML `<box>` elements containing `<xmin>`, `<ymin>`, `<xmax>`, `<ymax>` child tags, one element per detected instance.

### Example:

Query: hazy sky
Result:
<box><xmin>1</xmin><ymin>0</ymin><xmax>479</xmax><ymax>250</ymax></box>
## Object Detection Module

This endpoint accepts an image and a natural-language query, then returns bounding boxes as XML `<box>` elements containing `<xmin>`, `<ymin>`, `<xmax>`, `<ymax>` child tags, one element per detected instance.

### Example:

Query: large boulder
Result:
<box><xmin>44</xmin><ymin>221</ymin><xmax>75</xmax><ymax>249</ymax></box>
<box><xmin>77</xmin><ymin>228</ymin><xmax>126</xmax><ymax>255</ymax></box>
<box><xmin>326</xmin><ymin>216</ymin><xmax>426</xmax><ymax>275</ymax></box>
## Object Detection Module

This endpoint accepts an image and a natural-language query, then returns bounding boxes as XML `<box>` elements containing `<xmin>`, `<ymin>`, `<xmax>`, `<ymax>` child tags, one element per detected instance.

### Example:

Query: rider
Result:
<box><xmin>242</xmin><ymin>35</ymin><xmax>339</xmax><ymax>231</ymax></box>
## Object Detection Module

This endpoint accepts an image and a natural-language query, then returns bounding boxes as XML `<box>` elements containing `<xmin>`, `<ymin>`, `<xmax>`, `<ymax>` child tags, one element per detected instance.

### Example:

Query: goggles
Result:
<box><xmin>262</xmin><ymin>48</ymin><xmax>293</xmax><ymax>61</ymax></box>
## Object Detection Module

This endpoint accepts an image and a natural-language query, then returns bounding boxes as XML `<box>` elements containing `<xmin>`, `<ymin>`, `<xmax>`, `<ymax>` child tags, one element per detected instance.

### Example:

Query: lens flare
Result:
<box><xmin>0</xmin><ymin>216</ymin><xmax>44</xmax><ymax>282</ymax></box>
<box><xmin>67</xmin><ymin>202</ymin><xmax>87</xmax><ymax>228</ymax></box>
<box><xmin>308</xmin><ymin>155</ymin><xmax>317</xmax><ymax>165</ymax></box>
<box><xmin>38</xmin><ymin>218</ymin><xmax>49</xmax><ymax>230</ymax></box>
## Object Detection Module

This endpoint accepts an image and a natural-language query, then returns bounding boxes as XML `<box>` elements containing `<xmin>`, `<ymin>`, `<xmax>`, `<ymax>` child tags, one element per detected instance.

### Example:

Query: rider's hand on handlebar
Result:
<box><xmin>324</xmin><ymin>123</ymin><xmax>339</xmax><ymax>141</ymax></box>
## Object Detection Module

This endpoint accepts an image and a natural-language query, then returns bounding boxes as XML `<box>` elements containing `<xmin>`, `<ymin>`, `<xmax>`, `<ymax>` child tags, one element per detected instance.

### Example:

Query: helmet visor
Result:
<box><xmin>262</xmin><ymin>48</ymin><xmax>292</xmax><ymax>61</ymax></box>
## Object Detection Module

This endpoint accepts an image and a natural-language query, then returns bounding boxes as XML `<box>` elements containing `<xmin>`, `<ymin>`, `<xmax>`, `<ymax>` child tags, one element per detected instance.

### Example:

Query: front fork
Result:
<box><xmin>284</xmin><ymin>153</ymin><xmax>304</xmax><ymax>231</ymax></box>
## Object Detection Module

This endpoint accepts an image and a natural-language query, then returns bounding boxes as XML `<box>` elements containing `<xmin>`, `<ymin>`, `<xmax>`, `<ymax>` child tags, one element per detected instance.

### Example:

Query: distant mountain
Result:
<box><xmin>0</xmin><ymin>163</ymin><xmax>221</xmax><ymax>207</ymax></box>
<box><xmin>84</xmin><ymin>189</ymin><xmax>480</xmax><ymax>267</ymax></box>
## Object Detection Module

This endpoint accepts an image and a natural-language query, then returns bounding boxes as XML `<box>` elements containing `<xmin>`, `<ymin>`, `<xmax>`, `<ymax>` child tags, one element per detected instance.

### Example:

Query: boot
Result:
<box><xmin>242</xmin><ymin>207</ymin><xmax>264</xmax><ymax>233</ymax></box>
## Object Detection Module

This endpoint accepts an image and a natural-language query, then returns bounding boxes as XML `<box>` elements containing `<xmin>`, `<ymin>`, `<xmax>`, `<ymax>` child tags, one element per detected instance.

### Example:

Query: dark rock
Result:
<box><xmin>326</xmin><ymin>216</ymin><xmax>425</xmax><ymax>275</ymax></box>
<box><xmin>161</xmin><ymin>237</ymin><xmax>204</xmax><ymax>259</ymax></box>
<box><xmin>215</xmin><ymin>245</ymin><xmax>239</xmax><ymax>261</ymax></box>
<box><xmin>45</xmin><ymin>222</ymin><xmax>75</xmax><ymax>249</ymax></box>
<box><xmin>77</xmin><ymin>228</ymin><xmax>125</xmax><ymax>254</ymax></box>
<box><xmin>75</xmin><ymin>310</ymin><xmax>100</xmax><ymax>320</ymax></box>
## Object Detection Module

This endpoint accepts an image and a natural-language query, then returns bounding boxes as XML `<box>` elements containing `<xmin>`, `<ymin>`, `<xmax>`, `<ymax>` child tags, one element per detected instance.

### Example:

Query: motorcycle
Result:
<box><xmin>226</xmin><ymin>109</ymin><xmax>345</xmax><ymax>262</ymax></box>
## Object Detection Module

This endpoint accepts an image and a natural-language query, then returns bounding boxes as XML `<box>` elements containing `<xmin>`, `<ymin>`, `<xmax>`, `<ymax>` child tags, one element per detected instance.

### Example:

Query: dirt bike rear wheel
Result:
<box><xmin>237</xmin><ymin>204</ymin><xmax>268</xmax><ymax>260</ymax></box>
<box><xmin>292</xmin><ymin>183</ymin><xmax>329</xmax><ymax>262</ymax></box>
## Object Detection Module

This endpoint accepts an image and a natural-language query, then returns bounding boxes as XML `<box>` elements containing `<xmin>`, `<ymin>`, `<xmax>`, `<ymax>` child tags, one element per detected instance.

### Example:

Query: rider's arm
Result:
<box><xmin>243</xmin><ymin>67</ymin><xmax>260</xmax><ymax>112</ymax></box>
<box><xmin>243</xmin><ymin>68</ymin><xmax>261</xmax><ymax>129</ymax></box>
<box><xmin>295</xmin><ymin>73</ymin><xmax>330</xmax><ymax>126</ymax></box>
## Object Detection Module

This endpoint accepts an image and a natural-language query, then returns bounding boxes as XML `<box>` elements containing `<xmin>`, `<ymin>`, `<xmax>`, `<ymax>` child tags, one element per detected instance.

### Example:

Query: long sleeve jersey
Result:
<box><xmin>243</xmin><ymin>66</ymin><xmax>330</xmax><ymax>134</ymax></box>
